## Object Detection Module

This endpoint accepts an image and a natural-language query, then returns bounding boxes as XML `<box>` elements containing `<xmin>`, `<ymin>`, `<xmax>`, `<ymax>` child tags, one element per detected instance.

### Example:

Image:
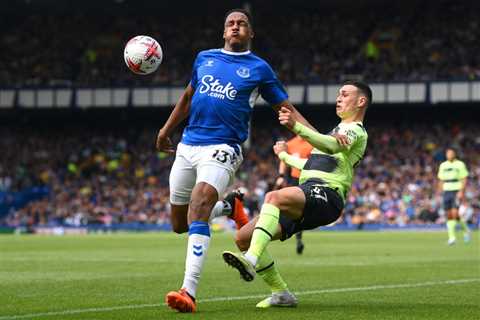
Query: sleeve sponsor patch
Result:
<box><xmin>338</xmin><ymin>128</ymin><xmax>358</xmax><ymax>145</ymax></box>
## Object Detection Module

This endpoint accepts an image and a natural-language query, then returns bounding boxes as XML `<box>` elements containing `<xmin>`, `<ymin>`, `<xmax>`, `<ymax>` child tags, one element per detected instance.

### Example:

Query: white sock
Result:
<box><xmin>244</xmin><ymin>251</ymin><xmax>258</xmax><ymax>267</ymax></box>
<box><xmin>182</xmin><ymin>221</ymin><xmax>210</xmax><ymax>298</ymax></box>
<box><xmin>209</xmin><ymin>200</ymin><xmax>231</xmax><ymax>221</ymax></box>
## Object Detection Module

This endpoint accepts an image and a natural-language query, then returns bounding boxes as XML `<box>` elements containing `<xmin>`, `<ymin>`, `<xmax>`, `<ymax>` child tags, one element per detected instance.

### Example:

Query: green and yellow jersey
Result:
<box><xmin>437</xmin><ymin>159</ymin><xmax>468</xmax><ymax>192</ymax></box>
<box><xmin>279</xmin><ymin>121</ymin><xmax>368</xmax><ymax>202</ymax></box>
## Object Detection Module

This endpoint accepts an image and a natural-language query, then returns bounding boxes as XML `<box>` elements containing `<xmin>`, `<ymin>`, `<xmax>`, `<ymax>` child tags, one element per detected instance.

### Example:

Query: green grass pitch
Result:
<box><xmin>0</xmin><ymin>231</ymin><xmax>479</xmax><ymax>319</ymax></box>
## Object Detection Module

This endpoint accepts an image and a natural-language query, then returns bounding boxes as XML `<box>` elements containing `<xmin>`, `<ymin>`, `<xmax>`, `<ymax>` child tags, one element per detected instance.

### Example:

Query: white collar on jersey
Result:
<box><xmin>221</xmin><ymin>48</ymin><xmax>251</xmax><ymax>55</ymax></box>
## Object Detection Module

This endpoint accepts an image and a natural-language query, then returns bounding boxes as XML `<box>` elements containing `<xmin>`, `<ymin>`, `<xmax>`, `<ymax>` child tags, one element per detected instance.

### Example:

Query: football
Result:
<box><xmin>123</xmin><ymin>35</ymin><xmax>163</xmax><ymax>75</ymax></box>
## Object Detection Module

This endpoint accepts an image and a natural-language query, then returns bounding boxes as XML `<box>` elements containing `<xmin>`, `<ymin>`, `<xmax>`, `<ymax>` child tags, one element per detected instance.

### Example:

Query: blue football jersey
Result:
<box><xmin>181</xmin><ymin>49</ymin><xmax>288</xmax><ymax>146</ymax></box>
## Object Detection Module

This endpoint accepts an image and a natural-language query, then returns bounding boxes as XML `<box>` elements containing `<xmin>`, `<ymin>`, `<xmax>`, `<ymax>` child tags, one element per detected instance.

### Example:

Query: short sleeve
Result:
<box><xmin>437</xmin><ymin>163</ymin><xmax>444</xmax><ymax>179</ymax></box>
<box><xmin>459</xmin><ymin>162</ymin><xmax>469</xmax><ymax>179</ymax></box>
<box><xmin>190</xmin><ymin>53</ymin><xmax>202</xmax><ymax>90</ymax></box>
<box><xmin>258</xmin><ymin>63</ymin><xmax>288</xmax><ymax>105</ymax></box>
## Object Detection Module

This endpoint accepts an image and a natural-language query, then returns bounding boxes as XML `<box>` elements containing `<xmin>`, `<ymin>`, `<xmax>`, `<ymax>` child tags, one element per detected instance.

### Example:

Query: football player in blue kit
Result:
<box><xmin>156</xmin><ymin>8</ymin><xmax>313</xmax><ymax>313</ymax></box>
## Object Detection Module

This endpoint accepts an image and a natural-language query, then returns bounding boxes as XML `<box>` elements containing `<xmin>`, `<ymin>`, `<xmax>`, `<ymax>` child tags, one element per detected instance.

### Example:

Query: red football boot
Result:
<box><xmin>225</xmin><ymin>190</ymin><xmax>249</xmax><ymax>230</ymax></box>
<box><xmin>165</xmin><ymin>288</ymin><xmax>196</xmax><ymax>313</ymax></box>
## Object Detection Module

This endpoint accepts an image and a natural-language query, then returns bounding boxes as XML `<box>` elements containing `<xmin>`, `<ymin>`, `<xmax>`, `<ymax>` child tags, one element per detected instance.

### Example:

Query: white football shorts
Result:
<box><xmin>169</xmin><ymin>142</ymin><xmax>243</xmax><ymax>205</ymax></box>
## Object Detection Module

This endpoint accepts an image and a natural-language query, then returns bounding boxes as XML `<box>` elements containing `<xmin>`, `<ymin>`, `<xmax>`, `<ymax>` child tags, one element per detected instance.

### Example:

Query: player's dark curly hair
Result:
<box><xmin>224</xmin><ymin>8</ymin><xmax>253</xmax><ymax>29</ymax></box>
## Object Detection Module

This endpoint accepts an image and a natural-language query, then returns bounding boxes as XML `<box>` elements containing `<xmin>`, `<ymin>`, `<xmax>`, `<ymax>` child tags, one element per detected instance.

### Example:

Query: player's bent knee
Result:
<box><xmin>190</xmin><ymin>196</ymin><xmax>216</xmax><ymax>209</ymax></box>
<box><xmin>189</xmin><ymin>198</ymin><xmax>216</xmax><ymax>220</ymax></box>
<box><xmin>189</xmin><ymin>183</ymin><xmax>218</xmax><ymax>220</ymax></box>
<box><xmin>264</xmin><ymin>191</ymin><xmax>281</xmax><ymax>206</ymax></box>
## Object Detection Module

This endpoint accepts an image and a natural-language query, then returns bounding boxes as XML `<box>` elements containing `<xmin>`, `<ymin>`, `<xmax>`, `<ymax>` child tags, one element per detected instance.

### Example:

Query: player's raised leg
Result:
<box><xmin>230</xmin><ymin>216</ymin><xmax>297</xmax><ymax>308</ymax></box>
<box><xmin>244</xmin><ymin>187</ymin><xmax>305</xmax><ymax>267</ymax></box>
<box><xmin>223</xmin><ymin>187</ymin><xmax>305</xmax><ymax>276</ymax></box>
<box><xmin>223</xmin><ymin>187</ymin><xmax>305</xmax><ymax>308</ymax></box>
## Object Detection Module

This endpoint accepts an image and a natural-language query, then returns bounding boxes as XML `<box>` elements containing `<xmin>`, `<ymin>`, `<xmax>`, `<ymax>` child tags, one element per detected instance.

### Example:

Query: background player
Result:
<box><xmin>437</xmin><ymin>148</ymin><xmax>470</xmax><ymax>245</ymax></box>
<box><xmin>222</xmin><ymin>80</ymin><xmax>371</xmax><ymax>308</ymax></box>
<box><xmin>156</xmin><ymin>8</ymin><xmax>314</xmax><ymax>313</ymax></box>
<box><xmin>274</xmin><ymin>135</ymin><xmax>313</xmax><ymax>254</ymax></box>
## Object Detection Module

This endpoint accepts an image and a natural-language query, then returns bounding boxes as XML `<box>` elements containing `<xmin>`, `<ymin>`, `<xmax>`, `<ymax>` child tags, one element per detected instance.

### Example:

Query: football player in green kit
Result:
<box><xmin>437</xmin><ymin>148</ymin><xmax>470</xmax><ymax>245</ymax></box>
<box><xmin>222</xmin><ymin>80</ymin><xmax>371</xmax><ymax>308</ymax></box>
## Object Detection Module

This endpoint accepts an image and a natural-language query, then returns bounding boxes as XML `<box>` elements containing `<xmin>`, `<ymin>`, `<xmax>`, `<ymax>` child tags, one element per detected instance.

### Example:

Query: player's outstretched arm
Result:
<box><xmin>273</xmin><ymin>100</ymin><xmax>318</xmax><ymax>132</ymax></box>
<box><xmin>273</xmin><ymin>141</ymin><xmax>307</xmax><ymax>170</ymax></box>
<box><xmin>293</xmin><ymin>123</ymin><xmax>344</xmax><ymax>154</ymax></box>
<box><xmin>156</xmin><ymin>84</ymin><xmax>194</xmax><ymax>153</ymax></box>
<box><xmin>278</xmin><ymin>107</ymin><xmax>347</xmax><ymax>154</ymax></box>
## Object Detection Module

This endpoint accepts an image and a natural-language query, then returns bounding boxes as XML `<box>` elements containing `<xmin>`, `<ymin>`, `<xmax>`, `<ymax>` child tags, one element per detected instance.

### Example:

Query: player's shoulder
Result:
<box><xmin>241</xmin><ymin>51</ymin><xmax>274</xmax><ymax>71</ymax></box>
<box><xmin>455</xmin><ymin>159</ymin><xmax>467</xmax><ymax>167</ymax></box>
<box><xmin>249</xmin><ymin>52</ymin><xmax>269</xmax><ymax>63</ymax></box>
<box><xmin>345</xmin><ymin>122</ymin><xmax>368</xmax><ymax>138</ymax></box>
<box><xmin>196</xmin><ymin>48</ymin><xmax>221</xmax><ymax>58</ymax></box>
<box><xmin>354</xmin><ymin>122</ymin><xmax>366</xmax><ymax>131</ymax></box>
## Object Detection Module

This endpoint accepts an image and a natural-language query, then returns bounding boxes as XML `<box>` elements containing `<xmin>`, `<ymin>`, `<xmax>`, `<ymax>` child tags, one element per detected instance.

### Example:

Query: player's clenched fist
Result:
<box><xmin>278</xmin><ymin>106</ymin><xmax>297</xmax><ymax>129</ymax></box>
<box><xmin>273</xmin><ymin>140</ymin><xmax>288</xmax><ymax>155</ymax></box>
<box><xmin>155</xmin><ymin>129</ymin><xmax>175</xmax><ymax>153</ymax></box>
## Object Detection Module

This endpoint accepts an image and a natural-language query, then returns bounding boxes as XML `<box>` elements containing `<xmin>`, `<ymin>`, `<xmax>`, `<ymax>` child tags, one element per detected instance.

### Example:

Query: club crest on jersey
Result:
<box><xmin>236</xmin><ymin>66</ymin><xmax>250</xmax><ymax>78</ymax></box>
<box><xmin>199</xmin><ymin>75</ymin><xmax>237</xmax><ymax>100</ymax></box>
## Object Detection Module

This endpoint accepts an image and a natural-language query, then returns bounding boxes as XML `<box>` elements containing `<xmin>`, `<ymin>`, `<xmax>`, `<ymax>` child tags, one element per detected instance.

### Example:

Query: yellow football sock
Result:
<box><xmin>256</xmin><ymin>250</ymin><xmax>288</xmax><ymax>293</ymax></box>
<box><xmin>447</xmin><ymin>220</ymin><xmax>457</xmax><ymax>240</ymax></box>
<box><xmin>246</xmin><ymin>203</ymin><xmax>280</xmax><ymax>259</ymax></box>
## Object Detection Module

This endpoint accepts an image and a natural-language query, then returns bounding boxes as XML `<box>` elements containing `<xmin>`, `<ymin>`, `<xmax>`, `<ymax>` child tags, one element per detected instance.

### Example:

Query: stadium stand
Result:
<box><xmin>1</xmin><ymin>109</ymin><xmax>479</xmax><ymax>229</ymax></box>
<box><xmin>0</xmin><ymin>0</ymin><xmax>478</xmax><ymax>86</ymax></box>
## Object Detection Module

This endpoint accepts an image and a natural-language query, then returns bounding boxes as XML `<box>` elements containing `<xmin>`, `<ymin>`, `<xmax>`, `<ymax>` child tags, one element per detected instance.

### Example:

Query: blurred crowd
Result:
<box><xmin>342</xmin><ymin>124</ymin><xmax>480</xmax><ymax>228</ymax></box>
<box><xmin>1</xmin><ymin>121</ymin><xmax>479</xmax><ymax>229</ymax></box>
<box><xmin>1</xmin><ymin>1</ymin><xmax>479</xmax><ymax>87</ymax></box>
<box><xmin>1</xmin><ymin>126</ymin><xmax>173</xmax><ymax>227</ymax></box>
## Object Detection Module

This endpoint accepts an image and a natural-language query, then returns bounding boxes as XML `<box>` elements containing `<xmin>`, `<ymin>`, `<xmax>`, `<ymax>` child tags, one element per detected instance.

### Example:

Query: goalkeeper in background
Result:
<box><xmin>437</xmin><ymin>148</ymin><xmax>470</xmax><ymax>245</ymax></box>
<box><xmin>222</xmin><ymin>80</ymin><xmax>371</xmax><ymax>308</ymax></box>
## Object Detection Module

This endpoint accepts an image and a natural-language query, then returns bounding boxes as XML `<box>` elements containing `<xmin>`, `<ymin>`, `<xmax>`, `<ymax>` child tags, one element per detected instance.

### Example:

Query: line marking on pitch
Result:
<box><xmin>1</xmin><ymin>278</ymin><xmax>478</xmax><ymax>320</ymax></box>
